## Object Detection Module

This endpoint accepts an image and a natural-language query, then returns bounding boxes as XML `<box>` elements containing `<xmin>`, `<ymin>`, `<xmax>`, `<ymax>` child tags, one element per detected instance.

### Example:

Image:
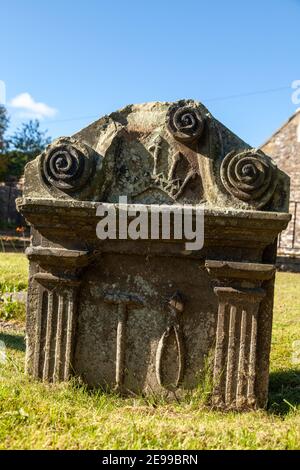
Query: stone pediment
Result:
<box><xmin>23</xmin><ymin>99</ymin><xmax>289</xmax><ymax>211</ymax></box>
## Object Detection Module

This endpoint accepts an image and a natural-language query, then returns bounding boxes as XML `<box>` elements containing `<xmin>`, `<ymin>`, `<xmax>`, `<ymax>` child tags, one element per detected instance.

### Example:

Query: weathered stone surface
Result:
<box><xmin>17</xmin><ymin>99</ymin><xmax>290</xmax><ymax>410</ymax></box>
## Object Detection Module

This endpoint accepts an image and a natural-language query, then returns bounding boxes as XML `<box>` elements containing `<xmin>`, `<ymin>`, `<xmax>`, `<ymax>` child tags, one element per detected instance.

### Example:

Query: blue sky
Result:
<box><xmin>1</xmin><ymin>0</ymin><xmax>299</xmax><ymax>147</ymax></box>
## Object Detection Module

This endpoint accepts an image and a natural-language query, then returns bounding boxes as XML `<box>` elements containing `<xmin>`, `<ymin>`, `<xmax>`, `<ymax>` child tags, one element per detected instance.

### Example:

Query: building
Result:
<box><xmin>261</xmin><ymin>109</ymin><xmax>300</xmax><ymax>269</ymax></box>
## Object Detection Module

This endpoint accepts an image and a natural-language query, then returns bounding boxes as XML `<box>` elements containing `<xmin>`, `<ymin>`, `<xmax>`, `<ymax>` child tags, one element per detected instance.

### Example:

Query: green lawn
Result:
<box><xmin>0</xmin><ymin>253</ymin><xmax>28</xmax><ymax>321</ymax></box>
<box><xmin>0</xmin><ymin>253</ymin><xmax>28</xmax><ymax>292</ymax></box>
<box><xmin>0</xmin><ymin>254</ymin><xmax>299</xmax><ymax>449</ymax></box>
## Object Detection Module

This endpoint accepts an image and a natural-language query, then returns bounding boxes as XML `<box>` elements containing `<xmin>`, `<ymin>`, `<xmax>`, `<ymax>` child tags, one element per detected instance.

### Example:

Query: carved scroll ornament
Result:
<box><xmin>166</xmin><ymin>102</ymin><xmax>205</xmax><ymax>143</ymax></box>
<box><xmin>40</xmin><ymin>137</ymin><xmax>94</xmax><ymax>192</ymax></box>
<box><xmin>220</xmin><ymin>149</ymin><xmax>278</xmax><ymax>208</ymax></box>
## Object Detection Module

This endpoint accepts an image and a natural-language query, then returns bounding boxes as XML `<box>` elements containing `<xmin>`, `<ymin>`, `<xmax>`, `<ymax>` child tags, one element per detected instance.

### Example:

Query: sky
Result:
<box><xmin>0</xmin><ymin>0</ymin><xmax>299</xmax><ymax>147</ymax></box>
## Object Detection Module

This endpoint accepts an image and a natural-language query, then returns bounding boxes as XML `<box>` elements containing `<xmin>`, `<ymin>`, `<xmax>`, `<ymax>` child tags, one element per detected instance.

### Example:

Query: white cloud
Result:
<box><xmin>9</xmin><ymin>92</ymin><xmax>57</xmax><ymax>119</ymax></box>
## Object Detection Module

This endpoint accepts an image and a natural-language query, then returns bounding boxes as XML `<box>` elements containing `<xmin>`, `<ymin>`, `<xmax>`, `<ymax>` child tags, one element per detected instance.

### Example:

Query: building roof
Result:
<box><xmin>260</xmin><ymin>108</ymin><xmax>300</xmax><ymax>149</ymax></box>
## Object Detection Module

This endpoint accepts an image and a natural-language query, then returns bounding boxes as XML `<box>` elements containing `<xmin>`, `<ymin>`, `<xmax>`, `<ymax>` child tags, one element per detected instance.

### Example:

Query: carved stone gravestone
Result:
<box><xmin>17</xmin><ymin>100</ymin><xmax>290</xmax><ymax>410</ymax></box>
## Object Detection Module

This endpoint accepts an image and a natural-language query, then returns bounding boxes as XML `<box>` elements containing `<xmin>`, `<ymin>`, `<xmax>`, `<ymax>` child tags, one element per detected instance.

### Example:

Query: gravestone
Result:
<box><xmin>17</xmin><ymin>100</ymin><xmax>290</xmax><ymax>409</ymax></box>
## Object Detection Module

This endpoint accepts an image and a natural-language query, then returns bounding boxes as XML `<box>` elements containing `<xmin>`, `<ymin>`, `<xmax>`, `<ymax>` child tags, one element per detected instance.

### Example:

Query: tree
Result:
<box><xmin>2</xmin><ymin>120</ymin><xmax>51</xmax><ymax>181</ymax></box>
<box><xmin>0</xmin><ymin>106</ymin><xmax>9</xmax><ymax>179</ymax></box>
<box><xmin>9</xmin><ymin>119</ymin><xmax>51</xmax><ymax>155</ymax></box>
<box><xmin>0</xmin><ymin>105</ymin><xmax>9</xmax><ymax>153</ymax></box>
<box><xmin>0</xmin><ymin>153</ymin><xmax>9</xmax><ymax>181</ymax></box>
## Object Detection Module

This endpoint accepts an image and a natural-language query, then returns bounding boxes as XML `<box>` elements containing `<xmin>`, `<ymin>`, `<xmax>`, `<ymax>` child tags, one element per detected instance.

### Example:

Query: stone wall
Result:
<box><xmin>0</xmin><ymin>180</ymin><xmax>24</xmax><ymax>227</ymax></box>
<box><xmin>261</xmin><ymin>110</ymin><xmax>300</xmax><ymax>256</ymax></box>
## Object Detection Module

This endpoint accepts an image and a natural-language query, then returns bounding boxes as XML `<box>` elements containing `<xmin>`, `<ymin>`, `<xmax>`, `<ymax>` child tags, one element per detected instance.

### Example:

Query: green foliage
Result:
<box><xmin>0</xmin><ymin>299</ymin><xmax>25</xmax><ymax>322</ymax></box>
<box><xmin>0</xmin><ymin>119</ymin><xmax>51</xmax><ymax>181</ymax></box>
<box><xmin>0</xmin><ymin>153</ymin><xmax>9</xmax><ymax>181</ymax></box>
<box><xmin>0</xmin><ymin>105</ymin><xmax>9</xmax><ymax>153</ymax></box>
<box><xmin>9</xmin><ymin>120</ymin><xmax>50</xmax><ymax>155</ymax></box>
<box><xmin>3</xmin><ymin>149</ymin><xmax>33</xmax><ymax>181</ymax></box>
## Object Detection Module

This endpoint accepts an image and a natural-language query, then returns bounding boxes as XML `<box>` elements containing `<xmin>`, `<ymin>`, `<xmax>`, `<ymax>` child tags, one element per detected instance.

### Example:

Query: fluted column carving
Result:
<box><xmin>212</xmin><ymin>287</ymin><xmax>265</xmax><ymax>408</ymax></box>
<box><xmin>25</xmin><ymin>247</ymin><xmax>91</xmax><ymax>382</ymax></box>
<box><xmin>205</xmin><ymin>260</ymin><xmax>275</xmax><ymax>409</ymax></box>
<box><xmin>32</xmin><ymin>274</ymin><xmax>80</xmax><ymax>382</ymax></box>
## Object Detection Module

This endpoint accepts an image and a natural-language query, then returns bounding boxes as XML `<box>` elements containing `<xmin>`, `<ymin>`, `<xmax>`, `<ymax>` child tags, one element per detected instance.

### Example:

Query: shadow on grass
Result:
<box><xmin>0</xmin><ymin>332</ymin><xmax>25</xmax><ymax>352</ymax></box>
<box><xmin>268</xmin><ymin>369</ymin><xmax>300</xmax><ymax>415</ymax></box>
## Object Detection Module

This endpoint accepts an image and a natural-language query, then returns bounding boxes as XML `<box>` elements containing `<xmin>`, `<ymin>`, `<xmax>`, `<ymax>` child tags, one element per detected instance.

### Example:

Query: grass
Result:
<box><xmin>0</xmin><ymin>253</ymin><xmax>28</xmax><ymax>321</ymax></box>
<box><xmin>0</xmin><ymin>254</ymin><xmax>300</xmax><ymax>449</ymax></box>
<box><xmin>0</xmin><ymin>299</ymin><xmax>26</xmax><ymax>322</ymax></box>
<box><xmin>0</xmin><ymin>253</ymin><xmax>28</xmax><ymax>292</ymax></box>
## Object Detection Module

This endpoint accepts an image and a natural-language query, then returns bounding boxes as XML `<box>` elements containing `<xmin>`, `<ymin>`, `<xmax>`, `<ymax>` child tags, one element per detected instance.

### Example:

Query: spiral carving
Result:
<box><xmin>166</xmin><ymin>103</ymin><xmax>205</xmax><ymax>143</ymax></box>
<box><xmin>41</xmin><ymin>137</ymin><xmax>94</xmax><ymax>192</ymax></box>
<box><xmin>220</xmin><ymin>149</ymin><xmax>278</xmax><ymax>208</ymax></box>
